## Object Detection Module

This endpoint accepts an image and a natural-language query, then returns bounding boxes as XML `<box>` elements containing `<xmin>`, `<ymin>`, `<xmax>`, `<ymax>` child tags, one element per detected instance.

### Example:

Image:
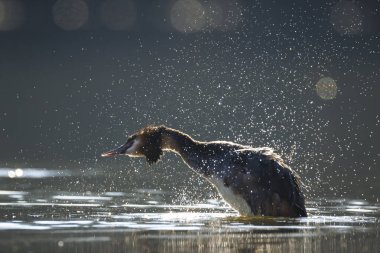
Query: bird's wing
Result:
<box><xmin>224</xmin><ymin>148</ymin><xmax>306</xmax><ymax>217</ymax></box>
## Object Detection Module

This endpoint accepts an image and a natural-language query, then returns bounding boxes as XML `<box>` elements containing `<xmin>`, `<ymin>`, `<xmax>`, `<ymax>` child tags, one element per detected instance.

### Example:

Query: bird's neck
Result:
<box><xmin>160</xmin><ymin>128</ymin><xmax>198</xmax><ymax>156</ymax></box>
<box><xmin>161</xmin><ymin>128</ymin><xmax>215</xmax><ymax>176</ymax></box>
<box><xmin>159</xmin><ymin>128</ymin><xmax>237</xmax><ymax>177</ymax></box>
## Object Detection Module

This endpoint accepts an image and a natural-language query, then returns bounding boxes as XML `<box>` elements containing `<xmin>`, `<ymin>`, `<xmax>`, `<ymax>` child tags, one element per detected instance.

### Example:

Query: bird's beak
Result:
<box><xmin>101</xmin><ymin>141</ymin><xmax>133</xmax><ymax>157</ymax></box>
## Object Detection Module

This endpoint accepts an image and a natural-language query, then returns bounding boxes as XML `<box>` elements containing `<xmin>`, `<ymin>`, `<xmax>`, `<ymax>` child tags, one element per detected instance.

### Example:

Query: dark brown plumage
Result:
<box><xmin>138</xmin><ymin>126</ymin><xmax>164</xmax><ymax>164</ymax></box>
<box><xmin>102</xmin><ymin>125</ymin><xmax>307</xmax><ymax>217</ymax></box>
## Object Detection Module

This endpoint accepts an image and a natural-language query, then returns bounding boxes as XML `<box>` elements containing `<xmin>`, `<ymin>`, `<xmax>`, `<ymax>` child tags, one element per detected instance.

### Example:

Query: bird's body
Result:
<box><xmin>102</xmin><ymin>125</ymin><xmax>307</xmax><ymax>217</ymax></box>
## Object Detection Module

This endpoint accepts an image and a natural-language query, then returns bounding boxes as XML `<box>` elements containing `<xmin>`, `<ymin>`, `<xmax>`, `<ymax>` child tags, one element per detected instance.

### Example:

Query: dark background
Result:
<box><xmin>0</xmin><ymin>0</ymin><xmax>379</xmax><ymax>201</ymax></box>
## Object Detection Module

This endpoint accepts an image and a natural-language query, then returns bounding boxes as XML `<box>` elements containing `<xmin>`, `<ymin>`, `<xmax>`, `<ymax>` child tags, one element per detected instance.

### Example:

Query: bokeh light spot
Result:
<box><xmin>330</xmin><ymin>1</ymin><xmax>363</xmax><ymax>35</ymax></box>
<box><xmin>214</xmin><ymin>0</ymin><xmax>243</xmax><ymax>31</ymax></box>
<box><xmin>101</xmin><ymin>0</ymin><xmax>136</xmax><ymax>31</ymax></box>
<box><xmin>203</xmin><ymin>0</ymin><xmax>223</xmax><ymax>30</ymax></box>
<box><xmin>52</xmin><ymin>0</ymin><xmax>89</xmax><ymax>31</ymax></box>
<box><xmin>315</xmin><ymin>77</ymin><xmax>338</xmax><ymax>100</ymax></box>
<box><xmin>7</xmin><ymin>170</ymin><xmax>15</xmax><ymax>178</ymax></box>
<box><xmin>15</xmin><ymin>168</ymin><xmax>23</xmax><ymax>177</ymax></box>
<box><xmin>170</xmin><ymin>0</ymin><xmax>206</xmax><ymax>33</ymax></box>
<box><xmin>0</xmin><ymin>0</ymin><xmax>24</xmax><ymax>31</ymax></box>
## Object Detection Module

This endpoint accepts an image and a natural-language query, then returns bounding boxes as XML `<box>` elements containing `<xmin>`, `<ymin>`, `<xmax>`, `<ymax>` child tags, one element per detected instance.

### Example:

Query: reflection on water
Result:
<box><xmin>0</xmin><ymin>168</ymin><xmax>73</xmax><ymax>178</ymax></box>
<box><xmin>0</xmin><ymin>168</ymin><xmax>379</xmax><ymax>253</ymax></box>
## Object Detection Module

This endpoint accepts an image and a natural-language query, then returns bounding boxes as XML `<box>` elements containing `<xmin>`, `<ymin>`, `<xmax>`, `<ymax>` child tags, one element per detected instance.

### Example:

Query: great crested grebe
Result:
<box><xmin>102</xmin><ymin>125</ymin><xmax>307</xmax><ymax>217</ymax></box>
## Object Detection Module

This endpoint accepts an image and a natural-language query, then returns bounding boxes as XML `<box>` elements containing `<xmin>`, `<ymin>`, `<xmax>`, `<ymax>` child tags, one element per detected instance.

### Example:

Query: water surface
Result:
<box><xmin>0</xmin><ymin>168</ymin><xmax>378</xmax><ymax>253</ymax></box>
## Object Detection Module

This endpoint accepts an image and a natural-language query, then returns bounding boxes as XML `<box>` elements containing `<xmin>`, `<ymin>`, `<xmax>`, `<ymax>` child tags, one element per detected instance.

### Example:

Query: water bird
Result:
<box><xmin>102</xmin><ymin>125</ymin><xmax>307</xmax><ymax>217</ymax></box>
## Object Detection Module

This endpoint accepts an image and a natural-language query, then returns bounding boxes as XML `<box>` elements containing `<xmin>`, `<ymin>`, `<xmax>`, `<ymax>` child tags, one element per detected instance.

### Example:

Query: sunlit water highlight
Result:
<box><xmin>0</xmin><ymin>168</ymin><xmax>378</xmax><ymax>253</ymax></box>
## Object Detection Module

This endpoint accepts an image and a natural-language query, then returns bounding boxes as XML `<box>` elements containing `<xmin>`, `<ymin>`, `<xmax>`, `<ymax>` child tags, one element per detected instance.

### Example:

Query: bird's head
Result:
<box><xmin>101</xmin><ymin>125</ymin><xmax>164</xmax><ymax>164</ymax></box>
